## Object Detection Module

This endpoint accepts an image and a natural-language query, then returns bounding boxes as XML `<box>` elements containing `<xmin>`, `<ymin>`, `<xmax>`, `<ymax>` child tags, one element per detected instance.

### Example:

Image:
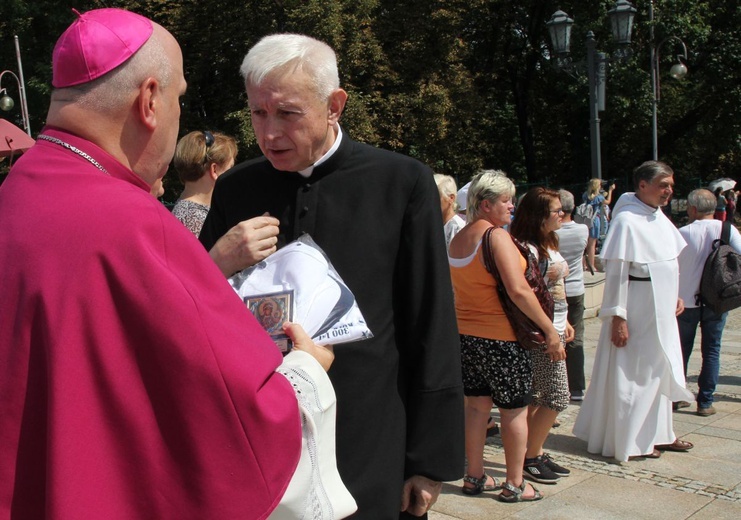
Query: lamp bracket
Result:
<box><xmin>0</xmin><ymin>70</ymin><xmax>22</xmax><ymax>89</ymax></box>
<box><xmin>552</xmin><ymin>47</ymin><xmax>629</xmax><ymax>79</ymax></box>
<box><xmin>552</xmin><ymin>57</ymin><xmax>586</xmax><ymax>80</ymax></box>
<box><xmin>656</xmin><ymin>35</ymin><xmax>688</xmax><ymax>61</ymax></box>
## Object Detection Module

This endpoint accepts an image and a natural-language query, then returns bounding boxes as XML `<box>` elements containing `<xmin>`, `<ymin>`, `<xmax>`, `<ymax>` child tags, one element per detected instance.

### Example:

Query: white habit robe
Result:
<box><xmin>573</xmin><ymin>193</ymin><xmax>694</xmax><ymax>461</ymax></box>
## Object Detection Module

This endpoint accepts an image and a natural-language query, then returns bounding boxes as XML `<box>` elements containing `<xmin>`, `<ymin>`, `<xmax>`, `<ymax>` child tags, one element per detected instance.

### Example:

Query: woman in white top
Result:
<box><xmin>434</xmin><ymin>173</ymin><xmax>466</xmax><ymax>250</ymax></box>
<box><xmin>510</xmin><ymin>187</ymin><xmax>574</xmax><ymax>485</ymax></box>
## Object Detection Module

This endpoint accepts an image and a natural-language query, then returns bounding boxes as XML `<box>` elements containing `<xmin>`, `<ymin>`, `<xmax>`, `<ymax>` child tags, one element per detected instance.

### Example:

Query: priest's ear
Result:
<box><xmin>327</xmin><ymin>88</ymin><xmax>348</xmax><ymax>125</ymax></box>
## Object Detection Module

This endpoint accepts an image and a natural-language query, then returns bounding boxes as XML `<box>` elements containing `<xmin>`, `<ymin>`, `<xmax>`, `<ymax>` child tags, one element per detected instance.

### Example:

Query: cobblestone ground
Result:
<box><xmin>482</xmin><ymin>308</ymin><xmax>741</xmax><ymax>503</ymax></box>
<box><xmin>482</xmin><ymin>420</ymin><xmax>741</xmax><ymax>503</ymax></box>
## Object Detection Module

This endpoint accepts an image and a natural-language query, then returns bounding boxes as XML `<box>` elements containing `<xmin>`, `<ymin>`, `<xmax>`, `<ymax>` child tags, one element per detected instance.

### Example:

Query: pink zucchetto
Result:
<box><xmin>52</xmin><ymin>8</ymin><xmax>153</xmax><ymax>88</ymax></box>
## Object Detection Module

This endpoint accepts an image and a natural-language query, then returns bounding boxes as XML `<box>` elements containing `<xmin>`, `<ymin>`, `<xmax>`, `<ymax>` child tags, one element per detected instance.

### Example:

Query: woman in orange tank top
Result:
<box><xmin>449</xmin><ymin>171</ymin><xmax>560</xmax><ymax>503</ymax></box>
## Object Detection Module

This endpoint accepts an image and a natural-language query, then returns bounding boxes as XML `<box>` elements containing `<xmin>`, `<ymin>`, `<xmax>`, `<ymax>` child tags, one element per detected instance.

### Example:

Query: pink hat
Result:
<box><xmin>52</xmin><ymin>8</ymin><xmax>154</xmax><ymax>88</ymax></box>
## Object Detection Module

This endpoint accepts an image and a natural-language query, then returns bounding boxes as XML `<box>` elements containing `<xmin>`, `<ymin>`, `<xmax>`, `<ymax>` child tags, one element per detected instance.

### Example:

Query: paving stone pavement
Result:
<box><xmin>430</xmin><ymin>308</ymin><xmax>741</xmax><ymax>520</ymax></box>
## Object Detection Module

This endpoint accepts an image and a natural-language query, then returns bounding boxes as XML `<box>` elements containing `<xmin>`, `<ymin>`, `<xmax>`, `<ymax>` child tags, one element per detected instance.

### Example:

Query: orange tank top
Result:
<box><xmin>449</xmin><ymin>239</ymin><xmax>526</xmax><ymax>341</ymax></box>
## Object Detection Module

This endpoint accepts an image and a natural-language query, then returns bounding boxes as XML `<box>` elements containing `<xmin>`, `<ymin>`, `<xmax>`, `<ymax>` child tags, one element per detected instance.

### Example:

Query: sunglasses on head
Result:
<box><xmin>203</xmin><ymin>130</ymin><xmax>215</xmax><ymax>148</ymax></box>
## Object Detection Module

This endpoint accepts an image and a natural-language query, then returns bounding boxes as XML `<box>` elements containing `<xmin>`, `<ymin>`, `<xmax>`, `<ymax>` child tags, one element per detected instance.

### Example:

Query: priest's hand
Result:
<box><xmin>400</xmin><ymin>475</ymin><xmax>441</xmax><ymax>517</ymax></box>
<box><xmin>676</xmin><ymin>298</ymin><xmax>685</xmax><ymax>316</ymax></box>
<box><xmin>283</xmin><ymin>322</ymin><xmax>334</xmax><ymax>372</ymax></box>
<box><xmin>209</xmin><ymin>214</ymin><xmax>280</xmax><ymax>276</ymax></box>
<box><xmin>611</xmin><ymin>317</ymin><xmax>629</xmax><ymax>347</ymax></box>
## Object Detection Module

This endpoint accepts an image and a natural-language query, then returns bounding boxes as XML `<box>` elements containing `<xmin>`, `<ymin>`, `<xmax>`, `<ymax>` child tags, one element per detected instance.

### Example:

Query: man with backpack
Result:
<box><xmin>677</xmin><ymin>189</ymin><xmax>741</xmax><ymax>416</ymax></box>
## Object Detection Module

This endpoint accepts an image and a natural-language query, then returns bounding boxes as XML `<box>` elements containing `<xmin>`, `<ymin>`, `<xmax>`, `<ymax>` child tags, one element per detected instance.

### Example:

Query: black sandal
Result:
<box><xmin>486</xmin><ymin>418</ymin><xmax>500</xmax><ymax>436</ymax></box>
<box><xmin>461</xmin><ymin>473</ymin><xmax>500</xmax><ymax>495</ymax></box>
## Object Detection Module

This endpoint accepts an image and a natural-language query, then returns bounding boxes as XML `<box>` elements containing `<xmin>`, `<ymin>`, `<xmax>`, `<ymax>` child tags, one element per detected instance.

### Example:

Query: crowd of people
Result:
<box><xmin>712</xmin><ymin>186</ymin><xmax>738</xmax><ymax>222</ymax></box>
<box><xmin>0</xmin><ymin>6</ymin><xmax>735</xmax><ymax>519</ymax></box>
<box><xmin>439</xmin><ymin>163</ymin><xmax>733</xmax><ymax>493</ymax></box>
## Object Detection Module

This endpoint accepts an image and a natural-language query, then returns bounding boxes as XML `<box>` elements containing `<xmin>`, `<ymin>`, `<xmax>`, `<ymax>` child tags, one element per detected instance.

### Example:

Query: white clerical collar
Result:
<box><xmin>298</xmin><ymin>126</ymin><xmax>343</xmax><ymax>178</ymax></box>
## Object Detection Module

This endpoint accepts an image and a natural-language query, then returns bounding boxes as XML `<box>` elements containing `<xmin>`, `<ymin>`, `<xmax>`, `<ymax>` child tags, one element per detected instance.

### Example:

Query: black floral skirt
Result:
<box><xmin>460</xmin><ymin>334</ymin><xmax>533</xmax><ymax>409</ymax></box>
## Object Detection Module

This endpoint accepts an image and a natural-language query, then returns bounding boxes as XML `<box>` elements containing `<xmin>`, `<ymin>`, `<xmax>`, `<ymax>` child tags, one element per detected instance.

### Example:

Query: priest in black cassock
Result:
<box><xmin>200</xmin><ymin>34</ymin><xmax>464</xmax><ymax>519</ymax></box>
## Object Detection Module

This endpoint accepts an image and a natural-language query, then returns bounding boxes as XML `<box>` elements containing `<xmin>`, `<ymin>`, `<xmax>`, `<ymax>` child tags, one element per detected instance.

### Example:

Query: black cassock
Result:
<box><xmin>200</xmin><ymin>133</ymin><xmax>464</xmax><ymax>520</ymax></box>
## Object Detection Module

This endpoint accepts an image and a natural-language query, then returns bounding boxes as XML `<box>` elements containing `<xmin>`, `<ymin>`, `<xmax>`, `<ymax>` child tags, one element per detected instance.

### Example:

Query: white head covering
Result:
<box><xmin>456</xmin><ymin>181</ymin><xmax>471</xmax><ymax>211</ymax></box>
<box><xmin>600</xmin><ymin>193</ymin><xmax>685</xmax><ymax>263</ymax></box>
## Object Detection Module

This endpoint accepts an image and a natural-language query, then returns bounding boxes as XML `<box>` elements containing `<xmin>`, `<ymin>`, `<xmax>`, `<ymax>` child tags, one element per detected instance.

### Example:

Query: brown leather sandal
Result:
<box><xmin>655</xmin><ymin>439</ymin><xmax>694</xmax><ymax>452</ymax></box>
<box><xmin>629</xmin><ymin>448</ymin><xmax>661</xmax><ymax>460</ymax></box>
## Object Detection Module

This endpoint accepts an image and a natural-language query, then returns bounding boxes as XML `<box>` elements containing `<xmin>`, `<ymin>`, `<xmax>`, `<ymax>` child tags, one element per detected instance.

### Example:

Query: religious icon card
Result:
<box><xmin>244</xmin><ymin>290</ymin><xmax>294</xmax><ymax>354</ymax></box>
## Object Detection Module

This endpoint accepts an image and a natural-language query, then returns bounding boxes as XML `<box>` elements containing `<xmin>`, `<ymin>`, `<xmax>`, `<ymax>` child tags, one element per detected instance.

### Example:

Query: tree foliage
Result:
<box><xmin>1</xmin><ymin>0</ymin><xmax>739</xmax><ymax>198</ymax></box>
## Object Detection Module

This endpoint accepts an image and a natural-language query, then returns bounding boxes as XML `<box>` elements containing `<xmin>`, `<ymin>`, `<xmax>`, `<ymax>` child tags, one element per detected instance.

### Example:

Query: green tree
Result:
<box><xmin>2</xmin><ymin>0</ymin><xmax>739</xmax><ymax>199</ymax></box>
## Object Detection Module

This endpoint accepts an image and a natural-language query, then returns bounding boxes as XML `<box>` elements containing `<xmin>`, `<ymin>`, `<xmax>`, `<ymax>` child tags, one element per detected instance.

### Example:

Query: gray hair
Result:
<box><xmin>559</xmin><ymin>189</ymin><xmax>576</xmax><ymax>212</ymax></box>
<box><xmin>467</xmin><ymin>169</ymin><xmax>515</xmax><ymax>223</ymax></box>
<box><xmin>240</xmin><ymin>34</ymin><xmax>339</xmax><ymax>101</ymax></box>
<box><xmin>54</xmin><ymin>31</ymin><xmax>172</xmax><ymax>114</ymax></box>
<box><xmin>687</xmin><ymin>188</ymin><xmax>717</xmax><ymax>215</ymax></box>
<box><xmin>434</xmin><ymin>174</ymin><xmax>459</xmax><ymax>211</ymax></box>
<box><xmin>633</xmin><ymin>160</ymin><xmax>674</xmax><ymax>190</ymax></box>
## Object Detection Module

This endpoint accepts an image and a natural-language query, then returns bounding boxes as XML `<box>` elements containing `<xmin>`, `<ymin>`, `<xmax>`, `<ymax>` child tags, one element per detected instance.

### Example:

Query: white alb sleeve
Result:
<box><xmin>269</xmin><ymin>350</ymin><xmax>357</xmax><ymax>520</ymax></box>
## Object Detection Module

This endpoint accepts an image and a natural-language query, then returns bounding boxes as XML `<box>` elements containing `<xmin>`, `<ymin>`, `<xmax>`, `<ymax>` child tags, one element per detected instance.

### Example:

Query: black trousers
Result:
<box><xmin>565</xmin><ymin>293</ymin><xmax>586</xmax><ymax>392</ymax></box>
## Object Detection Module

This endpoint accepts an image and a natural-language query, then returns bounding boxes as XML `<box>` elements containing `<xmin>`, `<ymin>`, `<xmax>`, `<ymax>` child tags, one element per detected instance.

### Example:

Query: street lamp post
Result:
<box><xmin>649</xmin><ymin>0</ymin><xmax>688</xmax><ymax>160</ymax></box>
<box><xmin>0</xmin><ymin>35</ymin><xmax>31</xmax><ymax>136</ymax></box>
<box><xmin>547</xmin><ymin>1</ymin><xmax>636</xmax><ymax>180</ymax></box>
<box><xmin>586</xmin><ymin>32</ymin><xmax>606</xmax><ymax>181</ymax></box>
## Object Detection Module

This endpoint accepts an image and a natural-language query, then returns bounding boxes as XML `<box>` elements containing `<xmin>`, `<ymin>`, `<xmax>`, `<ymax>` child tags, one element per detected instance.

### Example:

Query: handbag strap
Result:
<box><xmin>482</xmin><ymin>227</ymin><xmax>499</xmax><ymax>278</ymax></box>
<box><xmin>532</xmin><ymin>245</ymin><xmax>549</xmax><ymax>277</ymax></box>
<box><xmin>482</xmin><ymin>227</ymin><xmax>518</xmax><ymax>292</ymax></box>
<box><xmin>482</xmin><ymin>226</ymin><xmax>510</xmax><ymax>291</ymax></box>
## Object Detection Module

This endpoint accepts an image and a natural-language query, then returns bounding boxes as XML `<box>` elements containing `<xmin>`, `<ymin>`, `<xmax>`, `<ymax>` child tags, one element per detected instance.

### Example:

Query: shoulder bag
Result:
<box><xmin>481</xmin><ymin>227</ymin><xmax>554</xmax><ymax>350</ymax></box>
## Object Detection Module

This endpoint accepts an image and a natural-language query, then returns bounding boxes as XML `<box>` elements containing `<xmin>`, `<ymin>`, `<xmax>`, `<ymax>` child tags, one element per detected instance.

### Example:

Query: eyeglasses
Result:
<box><xmin>550</xmin><ymin>208</ymin><xmax>564</xmax><ymax>214</ymax></box>
<box><xmin>203</xmin><ymin>130</ymin><xmax>215</xmax><ymax>149</ymax></box>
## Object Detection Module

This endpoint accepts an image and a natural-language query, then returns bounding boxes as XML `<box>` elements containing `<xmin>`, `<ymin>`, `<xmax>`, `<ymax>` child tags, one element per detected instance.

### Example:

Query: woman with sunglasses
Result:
<box><xmin>510</xmin><ymin>187</ymin><xmax>573</xmax><ymax>486</ymax></box>
<box><xmin>172</xmin><ymin>131</ymin><xmax>237</xmax><ymax>236</ymax></box>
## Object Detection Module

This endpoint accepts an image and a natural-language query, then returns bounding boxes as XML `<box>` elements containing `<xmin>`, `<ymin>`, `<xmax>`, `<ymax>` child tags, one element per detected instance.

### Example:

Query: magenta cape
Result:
<box><xmin>0</xmin><ymin>128</ymin><xmax>300</xmax><ymax>519</ymax></box>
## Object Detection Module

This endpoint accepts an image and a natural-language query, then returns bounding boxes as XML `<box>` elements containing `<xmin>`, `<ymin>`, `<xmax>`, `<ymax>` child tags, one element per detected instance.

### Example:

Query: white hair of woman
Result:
<box><xmin>435</xmin><ymin>174</ymin><xmax>460</xmax><ymax>212</ymax></box>
<box><xmin>466</xmin><ymin>169</ymin><xmax>515</xmax><ymax>223</ymax></box>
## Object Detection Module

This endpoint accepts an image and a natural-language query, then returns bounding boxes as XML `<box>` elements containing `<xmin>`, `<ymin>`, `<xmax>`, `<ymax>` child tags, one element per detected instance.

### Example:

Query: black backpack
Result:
<box><xmin>699</xmin><ymin>220</ymin><xmax>741</xmax><ymax>313</ymax></box>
